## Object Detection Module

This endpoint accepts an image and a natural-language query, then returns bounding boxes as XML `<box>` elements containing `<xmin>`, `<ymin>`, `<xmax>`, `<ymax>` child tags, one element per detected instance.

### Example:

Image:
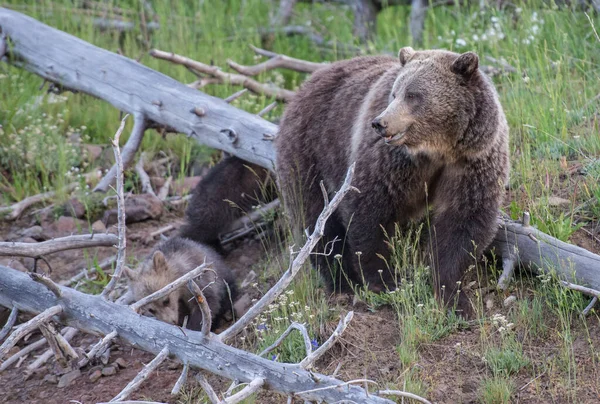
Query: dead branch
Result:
<box><xmin>218</xmin><ymin>164</ymin><xmax>358</xmax><ymax>343</ymax></box>
<box><xmin>0</xmin><ymin>183</ymin><xmax>78</xmax><ymax>220</ymax></box>
<box><xmin>299</xmin><ymin>311</ymin><xmax>353</xmax><ymax>369</ymax></box>
<box><xmin>38</xmin><ymin>322</ymin><xmax>78</xmax><ymax>368</ymax></box>
<box><xmin>224</xmin><ymin>378</ymin><xmax>265</xmax><ymax>404</ymax></box>
<box><xmin>129</xmin><ymin>263</ymin><xmax>209</xmax><ymax>313</ymax></box>
<box><xmin>227</xmin><ymin>45</ymin><xmax>326</xmax><ymax>76</ymax></box>
<box><xmin>25</xmin><ymin>327</ymin><xmax>78</xmax><ymax>372</ymax></box>
<box><xmin>30</xmin><ymin>273</ymin><xmax>62</xmax><ymax>298</ymax></box>
<box><xmin>195</xmin><ymin>372</ymin><xmax>221</xmax><ymax>404</ymax></box>
<box><xmin>0</xmin><ymin>305</ymin><xmax>62</xmax><ymax>359</ymax></box>
<box><xmin>258</xmin><ymin>322</ymin><xmax>312</xmax><ymax>359</ymax></box>
<box><xmin>157</xmin><ymin>176</ymin><xmax>171</xmax><ymax>201</ymax></box>
<box><xmin>135</xmin><ymin>153</ymin><xmax>156</xmax><ymax>197</ymax></box>
<box><xmin>378</xmin><ymin>389</ymin><xmax>433</xmax><ymax>404</ymax></box>
<box><xmin>220</xmin><ymin>199</ymin><xmax>281</xmax><ymax>245</ymax></box>
<box><xmin>101</xmin><ymin>115</ymin><xmax>129</xmax><ymax>300</ymax></box>
<box><xmin>149</xmin><ymin>49</ymin><xmax>296</xmax><ymax>102</ymax></box>
<box><xmin>187</xmin><ymin>280</ymin><xmax>212</xmax><ymax>337</ymax></box>
<box><xmin>170</xmin><ymin>362</ymin><xmax>189</xmax><ymax>395</ymax></box>
<box><xmin>560</xmin><ymin>281</ymin><xmax>599</xmax><ymax>315</ymax></box>
<box><xmin>0</xmin><ymin>306</ymin><xmax>18</xmax><ymax>342</ymax></box>
<box><xmin>0</xmin><ymin>234</ymin><xmax>118</xmax><ymax>258</ymax></box>
<box><xmin>60</xmin><ymin>256</ymin><xmax>117</xmax><ymax>286</ymax></box>
<box><xmin>111</xmin><ymin>346</ymin><xmax>170</xmax><ymax>402</ymax></box>
<box><xmin>78</xmin><ymin>329</ymin><xmax>118</xmax><ymax>368</ymax></box>
<box><xmin>149</xmin><ymin>224</ymin><xmax>176</xmax><ymax>239</ymax></box>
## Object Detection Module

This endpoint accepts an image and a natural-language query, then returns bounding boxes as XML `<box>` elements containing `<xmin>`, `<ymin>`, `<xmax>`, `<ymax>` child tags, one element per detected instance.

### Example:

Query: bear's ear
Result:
<box><xmin>123</xmin><ymin>266</ymin><xmax>136</xmax><ymax>280</ymax></box>
<box><xmin>152</xmin><ymin>250</ymin><xmax>169</xmax><ymax>272</ymax></box>
<box><xmin>451</xmin><ymin>52</ymin><xmax>479</xmax><ymax>78</ymax></box>
<box><xmin>398</xmin><ymin>47</ymin><xmax>416</xmax><ymax>66</ymax></box>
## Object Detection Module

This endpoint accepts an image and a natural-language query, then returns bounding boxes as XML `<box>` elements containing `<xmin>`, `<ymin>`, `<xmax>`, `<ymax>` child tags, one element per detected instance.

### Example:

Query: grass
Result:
<box><xmin>1</xmin><ymin>0</ymin><xmax>599</xmax><ymax>403</ymax></box>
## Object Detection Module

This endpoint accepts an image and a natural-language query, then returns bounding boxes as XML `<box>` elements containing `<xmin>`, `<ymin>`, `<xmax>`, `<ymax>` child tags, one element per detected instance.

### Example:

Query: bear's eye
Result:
<box><xmin>162</xmin><ymin>298</ymin><xmax>170</xmax><ymax>307</ymax></box>
<box><xmin>406</xmin><ymin>93</ymin><xmax>417</xmax><ymax>100</ymax></box>
<box><xmin>147</xmin><ymin>308</ymin><xmax>156</xmax><ymax>315</ymax></box>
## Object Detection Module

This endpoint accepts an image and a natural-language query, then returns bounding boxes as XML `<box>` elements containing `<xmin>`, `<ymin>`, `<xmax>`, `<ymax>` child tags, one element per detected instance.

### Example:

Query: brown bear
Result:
<box><xmin>179</xmin><ymin>156</ymin><xmax>275</xmax><ymax>253</ymax></box>
<box><xmin>275</xmin><ymin>47</ymin><xmax>509</xmax><ymax>314</ymax></box>
<box><xmin>124</xmin><ymin>236</ymin><xmax>237</xmax><ymax>331</ymax></box>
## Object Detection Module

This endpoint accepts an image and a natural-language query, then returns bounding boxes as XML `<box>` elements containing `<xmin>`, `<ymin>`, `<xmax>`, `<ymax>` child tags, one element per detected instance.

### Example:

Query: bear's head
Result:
<box><xmin>372</xmin><ymin>47</ymin><xmax>494</xmax><ymax>156</ymax></box>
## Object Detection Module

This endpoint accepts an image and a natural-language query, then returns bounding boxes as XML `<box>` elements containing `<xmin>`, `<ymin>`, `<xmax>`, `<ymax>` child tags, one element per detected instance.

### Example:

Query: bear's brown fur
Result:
<box><xmin>179</xmin><ymin>156</ymin><xmax>275</xmax><ymax>252</ymax></box>
<box><xmin>125</xmin><ymin>236</ymin><xmax>236</xmax><ymax>331</ymax></box>
<box><xmin>275</xmin><ymin>47</ymin><xmax>509</xmax><ymax>314</ymax></box>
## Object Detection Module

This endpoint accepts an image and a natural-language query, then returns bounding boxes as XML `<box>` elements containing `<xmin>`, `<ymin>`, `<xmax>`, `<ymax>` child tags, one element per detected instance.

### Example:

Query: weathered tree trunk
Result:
<box><xmin>0</xmin><ymin>265</ymin><xmax>393</xmax><ymax>404</ymax></box>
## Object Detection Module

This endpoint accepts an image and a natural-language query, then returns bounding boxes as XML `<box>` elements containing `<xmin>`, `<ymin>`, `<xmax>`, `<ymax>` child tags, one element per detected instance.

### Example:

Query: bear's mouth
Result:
<box><xmin>383</xmin><ymin>131</ymin><xmax>407</xmax><ymax>145</ymax></box>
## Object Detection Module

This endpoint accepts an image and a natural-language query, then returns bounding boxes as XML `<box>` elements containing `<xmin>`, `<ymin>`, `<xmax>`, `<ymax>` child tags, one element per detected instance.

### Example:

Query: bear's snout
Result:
<box><xmin>371</xmin><ymin>117</ymin><xmax>388</xmax><ymax>137</ymax></box>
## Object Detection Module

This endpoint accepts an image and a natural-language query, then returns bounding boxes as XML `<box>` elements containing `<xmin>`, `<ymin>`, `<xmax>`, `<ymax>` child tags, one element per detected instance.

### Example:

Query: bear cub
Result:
<box><xmin>275</xmin><ymin>47</ymin><xmax>509</xmax><ymax>315</ymax></box>
<box><xmin>125</xmin><ymin>236</ymin><xmax>237</xmax><ymax>331</ymax></box>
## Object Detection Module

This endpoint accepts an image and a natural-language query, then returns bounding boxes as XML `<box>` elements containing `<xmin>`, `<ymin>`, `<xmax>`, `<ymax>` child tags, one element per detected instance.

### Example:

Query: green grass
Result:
<box><xmin>1</xmin><ymin>1</ymin><xmax>599</xmax><ymax>403</ymax></box>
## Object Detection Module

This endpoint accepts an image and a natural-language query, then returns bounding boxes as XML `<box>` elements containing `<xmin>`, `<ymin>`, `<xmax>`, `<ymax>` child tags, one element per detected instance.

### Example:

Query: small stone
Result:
<box><xmin>167</xmin><ymin>361</ymin><xmax>180</xmax><ymax>370</ymax></box>
<box><xmin>485</xmin><ymin>297</ymin><xmax>494</xmax><ymax>310</ymax></box>
<box><xmin>62</xmin><ymin>198</ymin><xmax>86</xmax><ymax>219</ymax></box>
<box><xmin>101</xmin><ymin>366</ymin><xmax>116</xmax><ymax>376</ymax></box>
<box><xmin>113</xmin><ymin>357</ymin><xmax>127</xmax><ymax>369</ymax></box>
<box><xmin>102</xmin><ymin>193</ymin><xmax>163</xmax><ymax>225</ymax></box>
<box><xmin>43</xmin><ymin>374</ymin><xmax>58</xmax><ymax>384</ymax></box>
<box><xmin>57</xmin><ymin>369</ymin><xmax>81</xmax><ymax>388</ymax></box>
<box><xmin>19</xmin><ymin>226</ymin><xmax>45</xmax><ymax>240</ymax></box>
<box><xmin>89</xmin><ymin>369</ymin><xmax>102</xmax><ymax>382</ymax></box>
<box><xmin>91</xmin><ymin>220</ymin><xmax>107</xmax><ymax>233</ymax></box>
<box><xmin>547</xmin><ymin>196</ymin><xmax>570</xmax><ymax>207</ymax></box>
<box><xmin>53</xmin><ymin>216</ymin><xmax>87</xmax><ymax>235</ymax></box>
<box><xmin>83</xmin><ymin>144</ymin><xmax>103</xmax><ymax>161</ymax></box>
<box><xmin>233</xmin><ymin>293</ymin><xmax>252</xmax><ymax>318</ymax></box>
<box><xmin>503</xmin><ymin>295</ymin><xmax>517</xmax><ymax>307</ymax></box>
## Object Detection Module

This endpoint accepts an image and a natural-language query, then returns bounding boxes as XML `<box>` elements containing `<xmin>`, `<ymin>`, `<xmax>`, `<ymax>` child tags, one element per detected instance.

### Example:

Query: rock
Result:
<box><xmin>114</xmin><ymin>357</ymin><xmax>127</xmax><ymax>369</ymax></box>
<box><xmin>172</xmin><ymin>176</ymin><xmax>202</xmax><ymax>196</ymax></box>
<box><xmin>57</xmin><ymin>369</ymin><xmax>81</xmax><ymax>388</ymax></box>
<box><xmin>19</xmin><ymin>225</ymin><xmax>45</xmax><ymax>240</ymax></box>
<box><xmin>167</xmin><ymin>361</ymin><xmax>180</xmax><ymax>370</ymax></box>
<box><xmin>52</xmin><ymin>216</ymin><xmax>87</xmax><ymax>235</ymax></box>
<box><xmin>102</xmin><ymin>193</ymin><xmax>163</xmax><ymax>225</ymax></box>
<box><xmin>503</xmin><ymin>295</ymin><xmax>517</xmax><ymax>307</ymax></box>
<box><xmin>89</xmin><ymin>369</ymin><xmax>102</xmax><ymax>383</ymax></box>
<box><xmin>43</xmin><ymin>374</ymin><xmax>58</xmax><ymax>384</ymax></box>
<box><xmin>82</xmin><ymin>144</ymin><xmax>103</xmax><ymax>161</ymax></box>
<box><xmin>91</xmin><ymin>220</ymin><xmax>107</xmax><ymax>233</ymax></box>
<box><xmin>150</xmin><ymin>176</ymin><xmax>166</xmax><ymax>190</ymax></box>
<box><xmin>485</xmin><ymin>296</ymin><xmax>495</xmax><ymax>310</ymax></box>
<box><xmin>0</xmin><ymin>258</ymin><xmax>28</xmax><ymax>273</ymax></box>
<box><xmin>233</xmin><ymin>293</ymin><xmax>252</xmax><ymax>318</ymax></box>
<box><xmin>61</xmin><ymin>198</ymin><xmax>86</xmax><ymax>219</ymax></box>
<box><xmin>101</xmin><ymin>366</ymin><xmax>117</xmax><ymax>376</ymax></box>
<box><xmin>547</xmin><ymin>196</ymin><xmax>571</xmax><ymax>207</ymax></box>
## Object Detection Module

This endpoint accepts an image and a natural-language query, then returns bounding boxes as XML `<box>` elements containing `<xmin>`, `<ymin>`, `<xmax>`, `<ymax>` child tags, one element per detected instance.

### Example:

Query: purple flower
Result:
<box><xmin>311</xmin><ymin>339</ymin><xmax>319</xmax><ymax>349</ymax></box>
<box><xmin>257</xmin><ymin>323</ymin><xmax>267</xmax><ymax>331</ymax></box>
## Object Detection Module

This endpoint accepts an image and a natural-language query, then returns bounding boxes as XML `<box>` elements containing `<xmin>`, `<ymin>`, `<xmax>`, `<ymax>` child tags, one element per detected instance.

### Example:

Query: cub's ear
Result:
<box><xmin>152</xmin><ymin>250</ymin><xmax>169</xmax><ymax>272</ymax></box>
<box><xmin>398</xmin><ymin>47</ymin><xmax>415</xmax><ymax>66</ymax></box>
<box><xmin>123</xmin><ymin>266</ymin><xmax>136</xmax><ymax>280</ymax></box>
<box><xmin>451</xmin><ymin>52</ymin><xmax>479</xmax><ymax>78</ymax></box>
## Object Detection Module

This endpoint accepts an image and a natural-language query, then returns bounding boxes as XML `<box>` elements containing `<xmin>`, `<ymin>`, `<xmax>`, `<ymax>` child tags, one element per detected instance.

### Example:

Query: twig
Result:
<box><xmin>150</xmin><ymin>224</ymin><xmax>176</xmax><ymax>239</ymax></box>
<box><xmin>157</xmin><ymin>176</ymin><xmax>172</xmax><ymax>201</ymax></box>
<box><xmin>224</xmin><ymin>378</ymin><xmax>265</xmax><ymax>404</ymax></box>
<box><xmin>24</xmin><ymin>327</ymin><xmax>78</xmax><ymax>372</ymax></box>
<box><xmin>224</xmin><ymin>88</ymin><xmax>248</xmax><ymax>103</ymax></box>
<box><xmin>258</xmin><ymin>322</ymin><xmax>312</xmax><ymax>359</ymax></box>
<box><xmin>195</xmin><ymin>373</ymin><xmax>221</xmax><ymax>404</ymax></box>
<box><xmin>186</xmin><ymin>280</ymin><xmax>212</xmax><ymax>337</ymax></box>
<box><xmin>0</xmin><ymin>305</ymin><xmax>62</xmax><ymax>360</ymax></box>
<box><xmin>29</xmin><ymin>273</ymin><xmax>62</xmax><ymax>298</ymax></box>
<box><xmin>94</xmin><ymin>113</ymin><xmax>147</xmax><ymax>193</ymax></box>
<box><xmin>101</xmin><ymin>115</ymin><xmax>129</xmax><ymax>300</ymax></box>
<box><xmin>0</xmin><ymin>234</ymin><xmax>118</xmax><ymax>257</ymax></box>
<box><xmin>299</xmin><ymin>312</ymin><xmax>353</xmax><ymax>369</ymax></box>
<box><xmin>78</xmin><ymin>330</ymin><xmax>118</xmax><ymax>368</ymax></box>
<box><xmin>220</xmin><ymin>199</ymin><xmax>281</xmax><ymax>244</ymax></box>
<box><xmin>257</xmin><ymin>102</ymin><xmax>278</xmax><ymax>117</ymax></box>
<box><xmin>582</xmin><ymin>297</ymin><xmax>598</xmax><ymax>316</ymax></box>
<box><xmin>135</xmin><ymin>153</ymin><xmax>156</xmax><ymax>196</ymax></box>
<box><xmin>0</xmin><ymin>182</ymin><xmax>79</xmax><ymax>221</ymax></box>
<box><xmin>219</xmin><ymin>163</ymin><xmax>357</xmax><ymax>343</ymax></box>
<box><xmin>377</xmin><ymin>390</ymin><xmax>433</xmax><ymax>404</ymax></box>
<box><xmin>296</xmin><ymin>378</ymin><xmax>379</xmax><ymax>396</ymax></box>
<box><xmin>560</xmin><ymin>281</ymin><xmax>600</xmax><ymax>316</ymax></box>
<box><xmin>0</xmin><ymin>306</ymin><xmax>18</xmax><ymax>342</ymax></box>
<box><xmin>38</xmin><ymin>322</ymin><xmax>78</xmax><ymax>368</ymax></box>
<box><xmin>226</xmin><ymin>45</ymin><xmax>326</xmax><ymax>76</ymax></box>
<box><xmin>149</xmin><ymin>49</ymin><xmax>295</xmax><ymax>102</ymax></box>
<box><xmin>111</xmin><ymin>346</ymin><xmax>170</xmax><ymax>402</ymax></box>
<box><xmin>170</xmin><ymin>362</ymin><xmax>189</xmax><ymax>395</ymax></box>
<box><xmin>130</xmin><ymin>263</ymin><xmax>209</xmax><ymax>312</ymax></box>
<box><xmin>60</xmin><ymin>256</ymin><xmax>117</xmax><ymax>286</ymax></box>
<box><xmin>484</xmin><ymin>56</ymin><xmax>518</xmax><ymax>74</ymax></box>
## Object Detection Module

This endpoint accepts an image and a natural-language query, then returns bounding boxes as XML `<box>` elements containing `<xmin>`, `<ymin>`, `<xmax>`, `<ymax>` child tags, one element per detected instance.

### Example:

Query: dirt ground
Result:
<box><xmin>0</xmin><ymin>200</ymin><xmax>599</xmax><ymax>403</ymax></box>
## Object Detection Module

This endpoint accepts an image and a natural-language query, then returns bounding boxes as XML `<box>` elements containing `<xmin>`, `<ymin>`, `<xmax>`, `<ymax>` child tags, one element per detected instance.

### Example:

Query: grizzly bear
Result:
<box><xmin>275</xmin><ymin>47</ymin><xmax>509</xmax><ymax>314</ymax></box>
<box><xmin>124</xmin><ymin>236</ymin><xmax>237</xmax><ymax>331</ymax></box>
<box><xmin>179</xmin><ymin>156</ymin><xmax>275</xmax><ymax>252</ymax></box>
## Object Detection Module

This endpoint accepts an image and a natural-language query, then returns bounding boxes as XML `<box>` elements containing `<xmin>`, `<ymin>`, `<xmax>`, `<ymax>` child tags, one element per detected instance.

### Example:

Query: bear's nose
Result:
<box><xmin>371</xmin><ymin>118</ymin><xmax>387</xmax><ymax>136</ymax></box>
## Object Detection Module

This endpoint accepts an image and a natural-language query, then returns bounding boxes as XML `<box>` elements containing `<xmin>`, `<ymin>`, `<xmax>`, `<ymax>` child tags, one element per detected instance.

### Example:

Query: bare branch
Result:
<box><xmin>0</xmin><ymin>306</ymin><xmax>18</xmax><ymax>342</ymax></box>
<box><xmin>227</xmin><ymin>45</ymin><xmax>326</xmax><ymax>76</ymax></box>
<box><xmin>130</xmin><ymin>263</ymin><xmax>210</xmax><ymax>313</ymax></box>
<box><xmin>29</xmin><ymin>273</ymin><xmax>62</xmax><ymax>298</ymax></box>
<box><xmin>0</xmin><ymin>182</ymin><xmax>78</xmax><ymax>221</ymax></box>
<box><xmin>582</xmin><ymin>297</ymin><xmax>598</xmax><ymax>316</ymax></box>
<box><xmin>377</xmin><ymin>389</ymin><xmax>433</xmax><ymax>404</ymax></box>
<box><xmin>101</xmin><ymin>115</ymin><xmax>129</xmax><ymax>300</ymax></box>
<box><xmin>0</xmin><ymin>234</ymin><xmax>118</xmax><ymax>258</ymax></box>
<box><xmin>150</xmin><ymin>224</ymin><xmax>176</xmax><ymax>239</ymax></box>
<box><xmin>195</xmin><ymin>373</ymin><xmax>221</xmax><ymax>404</ymax></box>
<box><xmin>25</xmin><ymin>327</ymin><xmax>78</xmax><ymax>372</ymax></box>
<box><xmin>38</xmin><ymin>322</ymin><xmax>78</xmax><ymax>368</ymax></box>
<box><xmin>257</xmin><ymin>102</ymin><xmax>278</xmax><ymax>117</ymax></box>
<box><xmin>300</xmin><ymin>311</ymin><xmax>353</xmax><ymax>369</ymax></box>
<box><xmin>220</xmin><ymin>199</ymin><xmax>281</xmax><ymax>245</ymax></box>
<box><xmin>219</xmin><ymin>163</ymin><xmax>357</xmax><ymax>343</ymax></box>
<box><xmin>60</xmin><ymin>256</ymin><xmax>117</xmax><ymax>286</ymax></box>
<box><xmin>135</xmin><ymin>153</ymin><xmax>156</xmax><ymax>196</ymax></box>
<box><xmin>224</xmin><ymin>88</ymin><xmax>249</xmax><ymax>103</ymax></box>
<box><xmin>186</xmin><ymin>280</ymin><xmax>212</xmax><ymax>337</ymax></box>
<box><xmin>170</xmin><ymin>362</ymin><xmax>189</xmax><ymax>396</ymax></box>
<box><xmin>224</xmin><ymin>378</ymin><xmax>265</xmax><ymax>404</ymax></box>
<box><xmin>150</xmin><ymin>49</ymin><xmax>295</xmax><ymax>102</ymax></box>
<box><xmin>78</xmin><ymin>330</ymin><xmax>118</xmax><ymax>368</ymax></box>
<box><xmin>94</xmin><ymin>113</ymin><xmax>147</xmax><ymax>193</ymax></box>
<box><xmin>0</xmin><ymin>305</ymin><xmax>62</xmax><ymax>360</ymax></box>
<box><xmin>258</xmin><ymin>322</ymin><xmax>312</xmax><ymax>359</ymax></box>
<box><xmin>111</xmin><ymin>346</ymin><xmax>170</xmax><ymax>402</ymax></box>
<box><xmin>157</xmin><ymin>176</ymin><xmax>172</xmax><ymax>201</ymax></box>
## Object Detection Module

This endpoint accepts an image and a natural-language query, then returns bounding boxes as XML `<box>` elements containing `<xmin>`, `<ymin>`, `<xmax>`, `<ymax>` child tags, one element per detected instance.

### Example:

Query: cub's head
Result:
<box><xmin>372</xmin><ymin>47</ymin><xmax>494</xmax><ymax>155</ymax></box>
<box><xmin>124</xmin><ymin>250</ymin><xmax>184</xmax><ymax>326</ymax></box>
